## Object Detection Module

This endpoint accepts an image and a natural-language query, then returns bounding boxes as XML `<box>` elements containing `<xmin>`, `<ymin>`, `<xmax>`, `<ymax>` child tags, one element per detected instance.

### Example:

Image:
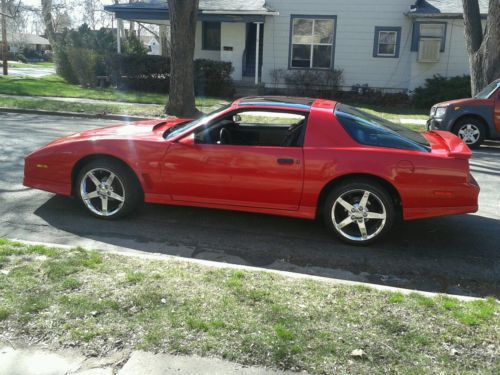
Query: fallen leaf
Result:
<box><xmin>350</xmin><ymin>349</ymin><xmax>367</xmax><ymax>359</ymax></box>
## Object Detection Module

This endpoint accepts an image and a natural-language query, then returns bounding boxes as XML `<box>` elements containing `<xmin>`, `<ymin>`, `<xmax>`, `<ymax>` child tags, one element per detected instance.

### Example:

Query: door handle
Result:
<box><xmin>277</xmin><ymin>158</ymin><xmax>294</xmax><ymax>165</ymax></box>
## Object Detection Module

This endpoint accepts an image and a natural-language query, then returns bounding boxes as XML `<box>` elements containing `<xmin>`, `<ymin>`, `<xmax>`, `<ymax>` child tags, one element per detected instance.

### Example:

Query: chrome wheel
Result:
<box><xmin>79</xmin><ymin>168</ymin><xmax>125</xmax><ymax>217</ymax></box>
<box><xmin>457</xmin><ymin>124</ymin><xmax>480</xmax><ymax>145</ymax></box>
<box><xmin>331</xmin><ymin>189</ymin><xmax>387</xmax><ymax>242</ymax></box>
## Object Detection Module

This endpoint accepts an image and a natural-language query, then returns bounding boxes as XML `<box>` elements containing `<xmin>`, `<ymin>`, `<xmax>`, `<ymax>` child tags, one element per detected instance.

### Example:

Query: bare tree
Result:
<box><xmin>1</xmin><ymin>0</ymin><xmax>8</xmax><ymax>75</ymax></box>
<box><xmin>41</xmin><ymin>0</ymin><xmax>56</xmax><ymax>48</ymax></box>
<box><xmin>462</xmin><ymin>0</ymin><xmax>500</xmax><ymax>94</ymax></box>
<box><xmin>166</xmin><ymin>0</ymin><xmax>199</xmax><ymax>117</ymax></box>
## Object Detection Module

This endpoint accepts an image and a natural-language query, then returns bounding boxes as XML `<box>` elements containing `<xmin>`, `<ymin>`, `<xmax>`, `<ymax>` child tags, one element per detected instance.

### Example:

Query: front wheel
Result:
<box><xmin>323</xmin><ymin>181</ymin><xmax>395</xmax><ymax>245</ymax></box>
<box><xmin>453</xmin><ymin>118</ymin><xmax>485</xmax><ymax>149</ymax></box>
<box><xmin>76</xmin><ymin>159</ymin><xmax>142</xmax><ymax>219</ymax></box>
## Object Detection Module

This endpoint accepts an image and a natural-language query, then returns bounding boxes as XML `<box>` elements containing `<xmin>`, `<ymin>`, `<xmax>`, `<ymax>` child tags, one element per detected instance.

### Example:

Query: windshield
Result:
<box><xmin>164</xmin><ymin>104</ymin><xmax>232</xmax><ymax>140</ymax></box>
<box><xmin>475</xmin><ymin>80</ymin><xmax>499</xmax><ymax>99</ymax></box>
<box><xmin>335</xmin><ymin>104</ymin><xmax>431</xmax><ymax>152</ymax></box>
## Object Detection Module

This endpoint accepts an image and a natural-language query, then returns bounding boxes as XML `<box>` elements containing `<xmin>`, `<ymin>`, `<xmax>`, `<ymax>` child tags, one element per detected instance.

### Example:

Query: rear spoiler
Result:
<box><xmin>429</xmin><ymin>131</ymin><xmax>472</xmax><ymax>159</ymax></box>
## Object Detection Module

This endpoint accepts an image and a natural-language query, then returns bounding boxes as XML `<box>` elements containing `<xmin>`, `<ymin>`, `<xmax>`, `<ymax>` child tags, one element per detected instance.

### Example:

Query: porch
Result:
<box><xmin>104</xmin><ymin>1</ymin><xmax>277</xmax><ymax>85</ymax></box>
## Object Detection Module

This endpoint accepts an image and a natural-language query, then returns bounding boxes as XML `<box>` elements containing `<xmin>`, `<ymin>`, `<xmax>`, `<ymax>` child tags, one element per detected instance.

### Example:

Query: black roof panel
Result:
<box><xmin>238</xmin><ymin>97</ymin><xmax>314</xmax><ymax>111</ymax></box>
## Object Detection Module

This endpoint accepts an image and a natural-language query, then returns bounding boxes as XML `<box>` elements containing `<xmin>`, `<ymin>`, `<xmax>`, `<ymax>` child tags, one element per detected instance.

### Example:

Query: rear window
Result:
<box><xmin>335</xmin><ymin>104</ymin><xmax>430</xmax><ymax>152</ymax></box>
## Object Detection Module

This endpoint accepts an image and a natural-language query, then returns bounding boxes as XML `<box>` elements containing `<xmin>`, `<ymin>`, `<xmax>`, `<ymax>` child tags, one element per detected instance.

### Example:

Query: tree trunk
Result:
<box><xmin>463</xmin><ymin>0</ymin><xmax>500</xmax><ymax>95</ymax></box>
<box><xmin>166</xmin><ymin>0</ymin><xmax>199</xmax><ymax>117</ymax></box>
<box><xmin>1</xmin><ymin>0</ymin><xmax>8</xmax><ymax>75</ymax></box>
<box><xmin>41</xmin><ymin>0</ymin><xmax>56</xmax><ymax>47</ymax></box>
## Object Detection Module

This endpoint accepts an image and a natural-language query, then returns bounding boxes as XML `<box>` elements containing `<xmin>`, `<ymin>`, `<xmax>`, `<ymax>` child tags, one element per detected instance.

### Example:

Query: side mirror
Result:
<box><xmin>233</xmin><ymin>114</ymin><xmax>241</xmax><ymax>123</ymax></box>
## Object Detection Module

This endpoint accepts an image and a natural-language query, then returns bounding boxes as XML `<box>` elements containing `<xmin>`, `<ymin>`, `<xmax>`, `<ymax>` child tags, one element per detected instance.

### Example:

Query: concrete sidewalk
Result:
<box><xmin>0</xmin><ymin>346</ymin><xmax>295</xmax><ymax>375</ymax></box>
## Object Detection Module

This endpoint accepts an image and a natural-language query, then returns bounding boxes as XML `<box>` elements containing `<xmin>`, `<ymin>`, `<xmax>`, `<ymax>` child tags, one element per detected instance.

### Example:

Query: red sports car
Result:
<box><xmin>24</xmin><ymin>97</ymin><xmax>479</xmax><ymax>245</ymax></box>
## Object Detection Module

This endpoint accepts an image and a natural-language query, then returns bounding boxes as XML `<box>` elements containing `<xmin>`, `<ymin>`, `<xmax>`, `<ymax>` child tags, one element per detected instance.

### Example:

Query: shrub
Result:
<box><xmin>16</xmin><ymin>53</ymin><xmax>27</xmax><ymax>63</ymax></box>
<box><xmin>107</xmin><ymin>55</ymin><xmax>234</xmax><ymax>97</ymax></box>
<box><xmin>275</xmin><ymin>69</ymin><xmax>343</xmax><ymax>98</ymax></box>
<box><xmin>194</xmin><ymin>59</ymin><xmax>234</xmax><ymax>97</ymax></box>
<box><xmin>55</xmin><ymin>48</ymin><xmax>79</xmax><ymax>84</ymax></box>
<box><xmin>413</xmin><ymin>75</ymin><xmax>471</xmax><ymax>108</ymax></box>
<box><xmin>67</xmin><ymin>48</ymin><xmax>98</xmax><ymax>88</ymax></box>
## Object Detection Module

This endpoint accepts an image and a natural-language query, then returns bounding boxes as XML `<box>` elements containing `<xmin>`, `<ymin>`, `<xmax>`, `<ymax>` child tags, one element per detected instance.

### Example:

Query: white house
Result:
<box><xmin>141</xmin><ymin>35</ymin><xmax>161</xmax><ymax>55</ymax></box>
<box><xmin>104</xmin><ymin>0</ymin><xmax>489</xmax><ymax>92</ymax></box>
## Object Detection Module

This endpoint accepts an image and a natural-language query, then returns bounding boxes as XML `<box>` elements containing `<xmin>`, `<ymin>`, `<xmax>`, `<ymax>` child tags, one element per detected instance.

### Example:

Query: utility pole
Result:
<box><xmin>1</xmin><ymin>0</ymin><xmax>8</xmax><ymax>75</ymax></box>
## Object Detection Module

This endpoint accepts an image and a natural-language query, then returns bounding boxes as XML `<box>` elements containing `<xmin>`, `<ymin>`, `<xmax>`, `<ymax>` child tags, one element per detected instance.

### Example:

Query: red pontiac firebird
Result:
<box><xmin>24</xmin><ymin>97</ymin><xmax>479</xmax><ymax>245</ymax></box>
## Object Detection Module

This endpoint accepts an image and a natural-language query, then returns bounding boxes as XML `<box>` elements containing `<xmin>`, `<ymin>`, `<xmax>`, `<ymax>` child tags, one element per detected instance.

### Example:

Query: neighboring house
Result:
<box><xmin>141</xmin><ymin>35</ymin><xmax>161</xmax><ymax>55</ymax></box>
<box><xmin>104</xmin><ymin>0</ymin><xmax>489</xmax><ymax>92</ymax></box>
<box><xmin>0</xmin><ymin>33</ymin><xmax>51</xmax><ymax>54</ymax></box>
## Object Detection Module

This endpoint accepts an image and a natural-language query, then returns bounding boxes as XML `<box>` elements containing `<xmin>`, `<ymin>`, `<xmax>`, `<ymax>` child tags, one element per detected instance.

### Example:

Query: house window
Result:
<box><xmin>411</xmin><ymin>22</ymin><xmax>447</xmax><ymax>52</ymax></box>
<box><xmin>290</xmin><ymin>16</ymin><xmax>336</xmax><ymax>69</ymax></box>
<box><xmin>373</xmin><ymin>27</ymin><xmax>401</xmax><ymax>58</ymax></box>
<box><xmin>202</xmin><ymin>22</ymin><xmax>221</xmax><ymax>51</ymax></box>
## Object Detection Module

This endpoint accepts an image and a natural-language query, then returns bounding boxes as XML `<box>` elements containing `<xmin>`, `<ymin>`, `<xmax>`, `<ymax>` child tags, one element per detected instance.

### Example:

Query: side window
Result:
<box><xmin>411</xmin><ymin>22</ymin><xmax>446</xmax><ymax>52</ymax></box>
<box><xmin>373</xmin><ymin>27</ymin><xmax>401</xmax><ymax>58</ymax></box>
<box><xmin>335</xmin><ymin>110</ymin><xmax>429</xmax><ymax>152</ymax></box>
<box><xmin>194</xmin><ymin>110</ymin><xmax>307</xmax><ymax>147</ymax></box>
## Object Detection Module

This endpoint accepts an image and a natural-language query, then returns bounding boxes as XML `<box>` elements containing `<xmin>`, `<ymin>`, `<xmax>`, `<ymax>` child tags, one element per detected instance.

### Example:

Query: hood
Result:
<box><xmin>434</xmin><ymin>97</ymin><xmax>488</xmax><ymax>107</ymax></box>
<box><xmin>47</xmin><ymin>118</ymin><xmax>192</xmax><ymax>147</ymax></box>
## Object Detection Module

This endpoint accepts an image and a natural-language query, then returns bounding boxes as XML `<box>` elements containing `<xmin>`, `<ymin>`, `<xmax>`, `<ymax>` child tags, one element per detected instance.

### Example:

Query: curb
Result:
<box><xmin>8</xmin><ymin>238</ymin><xmax>484</xmax><ymax>302</ymax></box>
<box><xmin>0</xmin><ymin>107</ymin><xmax>154</xmax><ymax>122</ymax></box>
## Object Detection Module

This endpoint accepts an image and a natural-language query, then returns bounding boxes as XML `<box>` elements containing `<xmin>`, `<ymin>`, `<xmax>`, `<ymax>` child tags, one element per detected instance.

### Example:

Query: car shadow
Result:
<box><xmin>34</xmin><ymin>195</ymin><xmax>500</xmax><ymax>298</ymax></box>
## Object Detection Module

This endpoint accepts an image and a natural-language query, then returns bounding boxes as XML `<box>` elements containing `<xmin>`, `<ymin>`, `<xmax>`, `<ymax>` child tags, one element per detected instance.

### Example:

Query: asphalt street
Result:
<box><xmin>1</xmin><ymin>112</ymin><xmax>499</xmax><ymax>297</ymax></box>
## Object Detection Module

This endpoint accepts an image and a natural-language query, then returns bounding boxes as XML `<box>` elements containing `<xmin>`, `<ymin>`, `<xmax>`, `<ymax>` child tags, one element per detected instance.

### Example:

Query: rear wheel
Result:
<box><xmin>323</xmin><ymin>181</ymin><xmax>395</xmax><ymax>245</ymax></box>
<box><xmin>453</xmin><ymin>118</ymin><xmax>485</xmax><ymax>149</ymax></box>
<box><xmin>76</xmin><ymin>159</ymin><xmax>142</xmax><ymax>219</ymax></box>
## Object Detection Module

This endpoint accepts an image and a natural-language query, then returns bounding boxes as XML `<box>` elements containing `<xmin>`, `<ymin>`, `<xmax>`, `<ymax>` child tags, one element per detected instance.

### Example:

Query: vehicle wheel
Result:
<box><xmin>453</xmin><ymin>118</ymin><xmax>485</xmax><ymax>149</ymax></box>
<box><xmin>76</xmin><ymin>159</ymin><xmax>142</xmax><ymax>219</ymax></box>
<box><xmin>323</xmin><ymin>181</ymin><xmax>395</xmax><ymax>245</ymax></box>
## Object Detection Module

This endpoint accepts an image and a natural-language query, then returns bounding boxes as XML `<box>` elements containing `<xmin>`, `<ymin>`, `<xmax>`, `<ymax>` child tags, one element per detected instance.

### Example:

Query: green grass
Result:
<box><xmin>0</xmin><ymin>96</ymin><xmax>167</xmax><ymax>117</ymax></box>
<box><xmin>0</xmin><ymin>239</ymin><xmax>498</xmax><ymax>373</ymax></box>
<box><xmin>8</xmin><ymin>62</ymin><xmax>55</xmax><ymax>69</ymax></box>
<box><xmin>0</xmin><ymin>75</ymin><xmax>224</xmax><ymax>107</ymax></box>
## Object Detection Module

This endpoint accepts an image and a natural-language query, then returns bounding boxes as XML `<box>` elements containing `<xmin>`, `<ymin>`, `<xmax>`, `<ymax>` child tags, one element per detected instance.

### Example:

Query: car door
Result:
<box><xmin>162</xmin><ymin>110</ymin><xmax>305</xmax><ymax>211</ymax></box>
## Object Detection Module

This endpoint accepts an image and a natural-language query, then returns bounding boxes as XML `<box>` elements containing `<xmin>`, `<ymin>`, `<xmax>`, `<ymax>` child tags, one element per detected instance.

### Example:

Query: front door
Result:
<box><xmin>162</xmin><ymin>109</ymin><xmax>307</xmax><ymax>210</ymax></box>
<box><xmin>243</xmin><ymin>23</ymin><xmax>264</xmax><ymax>78</ymax></box>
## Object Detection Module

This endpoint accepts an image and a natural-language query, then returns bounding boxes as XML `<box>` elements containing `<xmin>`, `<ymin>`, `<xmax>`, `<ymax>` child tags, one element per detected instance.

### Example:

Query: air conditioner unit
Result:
<box><xmin>418</xmin><ymin>38</ymin><xmax>441</xmax><ymax>63</ymax></box>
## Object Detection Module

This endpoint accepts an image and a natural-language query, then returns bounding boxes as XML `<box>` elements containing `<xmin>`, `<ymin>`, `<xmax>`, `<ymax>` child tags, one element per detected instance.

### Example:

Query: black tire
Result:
<box><xmin>323</xmin><ymin>180</ymin><xmax>395</xmax><ymax>245</ymax></box>
<box><xmin>75</xmin><ymin>159</ymin><xmax>143</xmax><ymax>219</ymax></box>
<box><xmin>452</xmin><ymin>118</ymin><xmax>485</xmax><ymax>149</ymax></box>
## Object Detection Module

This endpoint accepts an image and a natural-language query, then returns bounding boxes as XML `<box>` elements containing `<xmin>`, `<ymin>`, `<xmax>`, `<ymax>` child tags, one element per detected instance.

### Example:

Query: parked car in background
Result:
<box><xmin>24</xmin><ymin>97</ymin><xmax>479</xmax><ymax>245</ymax></box>
<box><xmin>427</xmin><ymin>79</ymin><xmax>500</xmax><ymax>148</ymax></box>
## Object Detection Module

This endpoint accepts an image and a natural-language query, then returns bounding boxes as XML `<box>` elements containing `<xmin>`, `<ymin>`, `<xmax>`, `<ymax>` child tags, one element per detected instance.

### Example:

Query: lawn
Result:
<box><xmin>0</xmin><ymin>239</ymin><xmax>497</xmax><ymax>374</ymax></box>
<box><xmin>351</xmin><ymin>104</ymin><xmax>428</xmax><ymax>122</ymax></box>
<box><xmin>0</xmin><ymin>96</ymin><xmax>225</xmax><ymax>118</ymax></box>
<box><xmin>0</xmin><ymin>75</ymin><xmax>222</xmax><ymax>107</ymax></box>
<box><xmin>8</xmin><ymin>62</ymin><xmax>55</xmax><ymax>69</ymax></box>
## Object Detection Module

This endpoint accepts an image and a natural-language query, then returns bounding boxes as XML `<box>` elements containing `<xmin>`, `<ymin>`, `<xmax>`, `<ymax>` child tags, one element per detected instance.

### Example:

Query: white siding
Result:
<box><xmin>194</xmin><ymin>21</ymin><xmax>221</xmax><ymax>61</ymax></box>
<box><xmin>262</xmin><ymin>0</ymin><xmax>472</xmax><ymax>91</ymax></box>
<box><xmin>220</xmin><ymin>22</ymin><xmax>246</xmax><ymax>80</ymax></box>
<box><xmin>407</xmin><ymin>18</ymin><xmax>471</xmax><ymax>90</ymax></box>
<box><xmin>193</xmin><ymin>21</ymin><xmax>246</xmax><ymax>80</ymax></box>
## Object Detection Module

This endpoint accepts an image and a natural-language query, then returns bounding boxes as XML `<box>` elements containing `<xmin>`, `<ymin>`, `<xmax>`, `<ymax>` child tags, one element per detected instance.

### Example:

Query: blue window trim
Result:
<box><xmin>372</xmin><ymin>27</ymin><xmax>401</xmax><ymax>58</ymax></box>
<box><xmin>288</xmin><ymin>14</ymin><xmax>337</xmax><ymax>71</ymax></box>
<box><xmin>411</xmin><ymin>21</ymin><xmax>447</xmax><ymax>52</ymax></box>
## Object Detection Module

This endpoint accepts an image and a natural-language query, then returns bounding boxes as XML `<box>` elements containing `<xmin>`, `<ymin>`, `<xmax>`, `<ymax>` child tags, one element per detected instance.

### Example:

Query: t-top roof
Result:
<box><xmin>238</xmin><ymin>97</ymin><xmax>316</xmax><ymax>111</ymax></box>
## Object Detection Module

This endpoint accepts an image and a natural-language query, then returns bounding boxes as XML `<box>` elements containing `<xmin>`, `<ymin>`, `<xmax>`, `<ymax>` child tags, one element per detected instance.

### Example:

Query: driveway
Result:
<box><xmin>1</xmin><ymin>112</ymin><xmax>499</xmax><ymax>297</ymax></box>
<box><xmin>7</xmin><ymin>67</ymin><xmax>56</xmax><ymax>78</ymax></box>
